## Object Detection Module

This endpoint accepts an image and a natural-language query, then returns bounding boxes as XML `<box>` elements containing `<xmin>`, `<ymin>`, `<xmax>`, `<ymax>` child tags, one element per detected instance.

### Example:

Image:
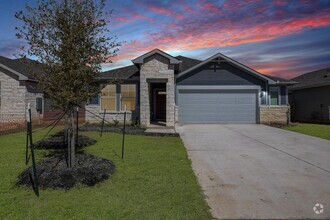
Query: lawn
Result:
<box><xmin>284</xmin><ymin>123</ymin><xmax>330</xmax><ymax>140</ymax></box>
<box><xmin>0</xmin><ymin>129</ymin><xmax>211</xmax><ymax>219</ymax></box>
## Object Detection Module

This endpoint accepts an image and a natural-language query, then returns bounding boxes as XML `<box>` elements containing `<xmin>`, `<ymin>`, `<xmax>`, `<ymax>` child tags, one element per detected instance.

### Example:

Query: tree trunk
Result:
<box><xmin>67</xmin><ymin>108</ymin><xmax>76</xmax><ymax>168</ymax></box>
<box><xmin>64</xmin><ymin>113</ymin><xmax>68</xmax><ymax>142</ymax></box>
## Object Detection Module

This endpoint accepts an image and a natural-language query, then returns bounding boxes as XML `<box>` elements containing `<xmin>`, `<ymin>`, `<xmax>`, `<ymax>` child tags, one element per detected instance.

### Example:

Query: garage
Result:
<box><xmin>178</xmin><ymin>88</ymin><xmax>258</xmax><ymax>124</ymax></box>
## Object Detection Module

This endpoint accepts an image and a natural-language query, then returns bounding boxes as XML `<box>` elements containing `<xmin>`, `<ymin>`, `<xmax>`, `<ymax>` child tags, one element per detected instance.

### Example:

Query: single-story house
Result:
<box><xmin>289</xmin><ymin>67</ymin><xmax>330</xmax><ymax>123</ymax></box>
<box><xmin>0</xmin><ymin>56</ymin><xmax>44</xmax><ymax>120</ymax></box>
<box><xmin>86</xmin><ymin>49</ymin><xmax>295</xmax><ymax>126</ymax></box>
<box><xmin>0</xmin><ymin>56</ymin><xmax>85</xmax><ymax>122</ymax></box>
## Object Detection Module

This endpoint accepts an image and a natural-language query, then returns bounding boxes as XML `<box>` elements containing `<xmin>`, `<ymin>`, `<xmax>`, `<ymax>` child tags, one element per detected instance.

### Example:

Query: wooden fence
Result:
<box><xmin>0</xmin><ymin>112</ymin><xmax>85</xmax><ymax>136</ymax></box>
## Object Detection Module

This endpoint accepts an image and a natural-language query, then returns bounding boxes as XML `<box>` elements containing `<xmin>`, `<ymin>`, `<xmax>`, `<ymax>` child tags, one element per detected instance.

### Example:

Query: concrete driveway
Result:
<box><xmin>176</xmin><ymin>124</ymin><xmax>330</xmax><ymax>219</ymax></box>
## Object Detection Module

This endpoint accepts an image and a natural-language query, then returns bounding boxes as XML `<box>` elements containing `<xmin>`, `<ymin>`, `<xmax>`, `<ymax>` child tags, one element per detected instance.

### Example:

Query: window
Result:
<box><xmin>36</xmin><ymin>97</ymin><xmax>43</xmax><ymax>113</ymax></box>
<box><xmin>101</xmin><ymin>85</ymin><xmax>116</xmax><ymax>110</ymax></box>
<box><xmin>121</xmin><ymin>84</ymin><xmax>136</xmax><ymax>111</ymax></box>
<box><xmin>270</xmin><ymin>87</ymin><xmax>279</xmax><ymax>105</ymax></box>
<box><xmin>89</xmin><ymin>95</ymin><xmax>99</xmax><ymax>105</ymax></box>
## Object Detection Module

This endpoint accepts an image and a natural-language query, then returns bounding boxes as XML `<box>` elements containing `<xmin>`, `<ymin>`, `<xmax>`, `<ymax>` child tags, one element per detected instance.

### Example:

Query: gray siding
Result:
<box><xmin>177</xmin><ymin>62</ymin><xmax>267</xmax><ymax>90</ymax></box>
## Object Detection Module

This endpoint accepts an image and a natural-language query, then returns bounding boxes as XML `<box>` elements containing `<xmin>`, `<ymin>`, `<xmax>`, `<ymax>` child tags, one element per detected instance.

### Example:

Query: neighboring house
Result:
<box><xmin>0</xmin><ymin>56</ymin><xmax>86</xmax><ymax>121</ymax></box>
<box><xmin>289</xmin><ymin>67</ymin><xmax>330</xmax><ymax>123</ymax></box>
<box><xmin>86</xmin><ymin>49</ymin><xmax>295</xmax><ymax>126</ymax></box>
<box><xmin>0</xmin><ymin>56</ymin><xmax>44</xmax><ymax>120</ymax></box>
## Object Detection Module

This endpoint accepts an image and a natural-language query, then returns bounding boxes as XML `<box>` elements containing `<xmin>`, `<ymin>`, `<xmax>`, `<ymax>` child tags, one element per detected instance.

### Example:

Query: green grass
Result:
<box><xmin>0</xmin><ymin>129</ymin><xmax>211</xmax><ymax>220</ymax></box>
<box><xmin>284</xmin><ymin>123</ymin><xmax>330</xmax><ymax>140</ymax></box>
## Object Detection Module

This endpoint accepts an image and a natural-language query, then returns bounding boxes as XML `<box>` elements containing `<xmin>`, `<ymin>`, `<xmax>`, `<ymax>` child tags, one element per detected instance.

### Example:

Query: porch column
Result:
<box><xmin>140</xmin><ymin>77</ymin><xmax>150</xmax><ymax>127</ymax></box>
<box><xmin>166</xmin><ymin>74</ymin><xmax>175</xmax><ymax>127</ymax></box>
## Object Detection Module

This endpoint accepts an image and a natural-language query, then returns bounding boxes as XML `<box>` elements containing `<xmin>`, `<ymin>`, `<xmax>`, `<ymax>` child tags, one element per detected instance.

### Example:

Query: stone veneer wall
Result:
<box><xmin>260</xmin><ymin>106</ymin><xmax>290</xmax><ymax>125</ymax></box>
<box><xmin>140</xmin><ymin>54</ymin><xmax>175</xmax><ymax>127</ymax></box>
<box><xmin>85</xmin><ymin>105</ymin><xmax>132</xmax><ymax>124</ymax></box>
<box><xmin>0</xmin><ymin>70</ymin><xmax>41</xmax><ymax>120</ymax></box>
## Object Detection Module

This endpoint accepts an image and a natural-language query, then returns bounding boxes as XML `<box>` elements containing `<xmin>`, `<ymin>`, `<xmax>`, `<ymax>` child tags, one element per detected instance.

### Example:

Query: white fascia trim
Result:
<box><xmin>0</xmin><ymin>63</ymin><xmax>29</xmax><ymax>80</ymax></box>
<box><xmin>132</xmin><ymin>49</ymin><xmax>181</xmax><ymax>64</ymax></box>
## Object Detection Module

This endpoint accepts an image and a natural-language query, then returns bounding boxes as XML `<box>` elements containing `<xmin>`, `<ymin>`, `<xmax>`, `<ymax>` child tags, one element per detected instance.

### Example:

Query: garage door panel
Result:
<box><xmin>182</xmin><ymin>105</ymin><xmax>218</xmax><ymax>112</ymax></box>
<box><xmin>178</xmin><ymin>89</ymin><xmax>257</xmax><ymax>124</ymax></box>
<box><xmin>235</xmin><ymin>106</ymin><xmax>255</xmax><ymax>113</ymax></box>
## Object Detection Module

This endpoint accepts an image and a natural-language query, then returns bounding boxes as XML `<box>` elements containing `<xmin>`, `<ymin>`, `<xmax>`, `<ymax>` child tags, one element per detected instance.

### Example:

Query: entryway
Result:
<box><xmin>150</xmin><ymin>83</ymin><xmax>166</xmax><ymax>124</ymax></box>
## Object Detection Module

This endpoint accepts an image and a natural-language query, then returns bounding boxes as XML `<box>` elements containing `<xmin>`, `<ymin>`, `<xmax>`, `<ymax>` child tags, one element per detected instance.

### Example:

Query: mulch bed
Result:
<box><xmin>17</xmin><ymin>153</ymin><xmax>116</xmax><ymax>189</ymax></box>
<box><xmin>79</xmin><ymin>123</ymin><xmax>146</xmax><ymax>134</ymax></box>
<box><xmin>80</xmin><ymin>123</ymin><xmax>179</xmax><ymax>137</ymax></box>
<box><xmin>34</xmin><ymin>131</ymin><xmax>97</xmax><ymax>150</ymax></box>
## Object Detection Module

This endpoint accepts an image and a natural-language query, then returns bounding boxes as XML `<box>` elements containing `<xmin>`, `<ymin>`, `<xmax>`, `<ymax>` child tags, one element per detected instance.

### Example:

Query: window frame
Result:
<box><xmin>120</xmin><ymin>83</ymin><xmax>137</xmax><ymax>111</ymax></box>
<box><xmin>99</xmin><ymin>83</ymin><xmax>137</xmax><ymax>112</ymax></box>
<box><xmin>36</xmin><ymin>97</ymin><xmax>43</xmax><ymax>113</ymax></box>
<box><xmin>269</xmin><ymin>87</ymin><xmax>280</xmax><ymax>106</ymax></box>
<box><xmin>88</xmin><ymin>94</ymin><xmax>100</xmax><ymax>106</ymax></box>
<box><xmin>100</xmin><ymin>84</ymin><xmax>117</xmax><ymax>111</ymax></box>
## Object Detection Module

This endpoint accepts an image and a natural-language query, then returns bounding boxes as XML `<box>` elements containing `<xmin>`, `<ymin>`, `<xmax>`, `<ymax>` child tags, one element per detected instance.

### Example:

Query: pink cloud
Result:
<box><xmin>175</xmin><ymin>14</ymin><xmax>184</xmax><ymax>20</ymax></box>
<box><xmin>148</xmin><ymin>6</ymin><xmax>172</xmax><ymax>16</ymax></box>
<box><xmin>273</xmin><ymin>0</ymin><xmax>289</xmax><ymax>6</ymax></box>
<box><xmin>111</xmin><ymin>13</ymin><xmax>330</xmax><ymax>66</ymax></box>
<box><xmin>197</xmin><ymin>2</ymin><xmax>221</xmax><ymax>14</ymax></box>
<box><xmin>116</xmin><ymin>17</ymin><xmax>130</xmax><ymax>23</ymax></box>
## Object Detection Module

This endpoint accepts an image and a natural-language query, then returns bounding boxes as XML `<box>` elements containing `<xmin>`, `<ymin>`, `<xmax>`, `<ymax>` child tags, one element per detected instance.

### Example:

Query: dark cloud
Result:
<box><xmin>219</xmin><ymin>27</ymin><xmax>330</xmax><ymax>78</ymax></box>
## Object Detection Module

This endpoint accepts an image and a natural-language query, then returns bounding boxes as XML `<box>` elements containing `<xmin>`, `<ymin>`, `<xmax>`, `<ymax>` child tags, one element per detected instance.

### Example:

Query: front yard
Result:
<box><xmin>0</xmin><ymin>129</ymin><xmax>211</xmax><ymax>219</ymax></box>
<box><xmin>284</xmin><ymin>123</ymin><xmax>330</xmax><ymax>140</ymax></box>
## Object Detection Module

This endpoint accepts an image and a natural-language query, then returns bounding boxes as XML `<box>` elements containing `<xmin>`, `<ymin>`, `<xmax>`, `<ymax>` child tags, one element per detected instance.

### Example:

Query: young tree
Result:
<box><xmin>15</xmin><ymin>0</ymin><xmax>120</xmax><ymax>167</ymax></box>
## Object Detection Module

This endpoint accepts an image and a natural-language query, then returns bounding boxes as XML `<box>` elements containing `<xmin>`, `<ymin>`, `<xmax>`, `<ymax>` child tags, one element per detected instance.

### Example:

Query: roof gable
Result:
<box><xmin>0</xmin><ymin>56</ymin><xmax>28</xmax><ymax>80</ymax></box>
<box><xmin>132</xmin><ymin>49</ymin><xmax>181</xmax><ymax>64</ymax></box>
<box><xmin>0</xmin><ymin>56</ymin><xmax>43</xmax><ymax>81</ymax></box>
<box><xmin>177</xmin><ymin>53</ymin><xmax>278</xmax><ymax>84</ymax></box>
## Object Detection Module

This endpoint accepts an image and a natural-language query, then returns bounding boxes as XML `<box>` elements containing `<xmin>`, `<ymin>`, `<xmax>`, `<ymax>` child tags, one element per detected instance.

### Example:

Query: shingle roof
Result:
<box><xmin>175</xmin><ymin>55</ymin><xmax>202</xmax><ymax>72</ymax></box>
<box><xmin>289</xmin><ymin>67</ymin><xmax>330</xmax><ymax>90</ymax></box>
<box><xmin>99</xmin><ymin>65</ymin><xmax>139</xmax><ymax>80</ymax></box>
<box><xmin>98</xmin><ymin>54</ymin><xmax>297</xmax><ymax>84</ymax></box>
<box><xmin>99</xmin><ymin>56</ymin><xmax>203</xmax><ymax>80</ymax></box>
<box><xmin>0</xmin><ymin>56</ymin><xmax>44</xmax><ymax>80</ymax></box>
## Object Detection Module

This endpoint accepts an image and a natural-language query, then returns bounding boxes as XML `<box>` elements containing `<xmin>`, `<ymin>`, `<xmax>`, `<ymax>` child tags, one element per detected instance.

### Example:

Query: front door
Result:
<box><xmin>154</xmin><ymin>89</ymin><xmax>166</xmax><ymax>121</ymax></box>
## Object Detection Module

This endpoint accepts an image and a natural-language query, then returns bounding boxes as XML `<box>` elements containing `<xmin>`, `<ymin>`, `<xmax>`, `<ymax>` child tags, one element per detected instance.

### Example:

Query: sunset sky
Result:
<box><xmin>0</xmin><ymin>0</ymin><xmax>330</xmax><ymax>79</ymax></box>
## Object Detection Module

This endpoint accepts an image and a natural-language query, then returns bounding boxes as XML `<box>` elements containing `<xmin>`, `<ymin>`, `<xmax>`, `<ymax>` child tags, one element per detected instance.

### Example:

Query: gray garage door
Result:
<box><xmin>178</xmin><ymin>89</ymin><xmax>257</xmax><ymax>124</ymax></box>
